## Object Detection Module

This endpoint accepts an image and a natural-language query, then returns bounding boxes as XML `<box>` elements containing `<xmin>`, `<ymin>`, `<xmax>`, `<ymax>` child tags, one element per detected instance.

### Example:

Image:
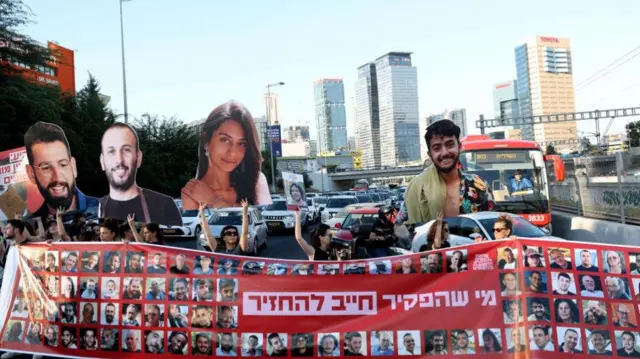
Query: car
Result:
<box><xmin>313</xmin><ymin>196</ymin><xmax>329</xmax><ymax>213</ymax></box>
<box><xmin>160</xmin><ymin>207</ymin><xmax>214</xmax><ymax>239</ymax></box>
<box><xmin>411</xmin><ymin>212</ymin><xmax>566</xmax><ymax>253</ymax></box>
<box><xmin>271</xmin><ymin>194</ymin><xmax>285</xmax><ymax>201</ymax></box>
<box><xmin>262</xmin><ymin>199</ymin><xmax>309</xmax><ymax>233</ymax></box>
<box><xmin>305</xmin><ymin>198</ymin><xmax>320</xmax><ymax>222</ymax></box>
<box><xmin>306</xmin><ymin>193</ymin><xmax>318</xmax><ymax>198</ymax></box>
<box><xmin>325</xmin><ymin>203</ymin><xmax>385</xmax><ymax>233</ymax></box>
<box><xmin>321</xmin><ymin>195</ymin><xmax>359</xmax><ymax>223</ymax></box>
<box><xmin>333</xmin><ymin>208</ymin><xmax>408</xmax><ymax>258</ymax></box>
<box><xmin>197</xmin><ymin>207</ymin><xmax>268</xmax><ymax>256</ymax></box>
<box><xmin>355</xmin><ymin>193</ymin><xmax>375</xmax><ymax>204</ymax></box>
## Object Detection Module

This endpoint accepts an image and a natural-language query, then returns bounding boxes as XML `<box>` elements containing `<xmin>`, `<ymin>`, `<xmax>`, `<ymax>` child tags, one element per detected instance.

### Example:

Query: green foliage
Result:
<box><xmin>261</xmin><ymin>150</ymin><xmax>277</xmax><ymax>186</ymax></box>
<box><xmin>545</xmin><ymin>144</ymin><xmax>557</xmax><ymax>155</ymax></box>
<box><xmin>627</xmin><ymin>121</ymin><xmax>640</xmax><ymax>147</ymax></box>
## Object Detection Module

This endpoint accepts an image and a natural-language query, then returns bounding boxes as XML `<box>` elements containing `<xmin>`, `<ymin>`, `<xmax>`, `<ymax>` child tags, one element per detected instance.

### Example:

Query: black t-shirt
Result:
<box><xmin>371</xmin><ymin>219</ymin><xmax>395</xmax><ymax>248</ymax></box>
<box><xmin>216</xmin><ymin>245</ymin><xmax>246</xmax><ymax>256</ymax></box>
<box><xmin>313</xmin><ymin>246</ymin><xmax>329</xmax><ymax>261</ymax></box>
<box><xmin>99</xmin><ymin>188</ymin><xmax>182</xmax><ymax>226</ymax></box>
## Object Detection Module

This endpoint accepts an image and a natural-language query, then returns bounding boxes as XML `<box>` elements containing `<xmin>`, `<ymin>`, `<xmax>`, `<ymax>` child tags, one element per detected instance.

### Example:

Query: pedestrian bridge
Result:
<box><xmin>328</xmin><ymin>166</ymin><xmax>424</xmax><ymax>180</ymax></box>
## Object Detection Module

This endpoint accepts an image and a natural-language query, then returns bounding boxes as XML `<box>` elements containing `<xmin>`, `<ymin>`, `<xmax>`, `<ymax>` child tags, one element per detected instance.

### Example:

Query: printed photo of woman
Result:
<box><xmin>181</xmin><ymin>101</ymin><xmax>271</xmax><ymax>210</ymax></box>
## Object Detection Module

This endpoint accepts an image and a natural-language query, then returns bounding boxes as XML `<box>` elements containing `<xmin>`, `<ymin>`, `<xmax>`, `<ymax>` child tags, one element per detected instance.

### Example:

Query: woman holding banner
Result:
<box><xmin>181</xmin><ymin>101</ymin><xmax>271</xmax><ymax>210</ymax></box>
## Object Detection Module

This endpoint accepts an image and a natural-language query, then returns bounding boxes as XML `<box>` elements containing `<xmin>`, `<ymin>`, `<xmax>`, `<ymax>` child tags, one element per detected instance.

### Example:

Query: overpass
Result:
<box><xmin>327</xmin><ymin>166</ymin><xmax>424</xmax><ymax>181</ymax></box>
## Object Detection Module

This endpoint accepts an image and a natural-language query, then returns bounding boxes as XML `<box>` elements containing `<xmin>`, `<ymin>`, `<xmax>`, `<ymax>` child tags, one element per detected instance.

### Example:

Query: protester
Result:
<box><xmin>127</xmin><ymin>215</ymin><xmax>164</xmax><ymax>245</ymax></box>
<box><xmin>404</xmin><ymin>120</ymin><xmax>494</xmax><ymax>224</ymax></box>
<box><xmin>293</xmin><ymin>211</ymin><xmax>330</xmax><ymax>261</ymax></box>
<box><xmin>368</xmin><ymin>206</ymin><xmax>396</xmax><ymax>257</ymax></box>
<box><xmin>420</xmin><ymin>213</ymin><xmax>450</xmax><ymax>251</ymax></box>
<box><xmin>199</xmin><ymin>200</ymin><xmax>249</xmax><ymax>254</ymax></box>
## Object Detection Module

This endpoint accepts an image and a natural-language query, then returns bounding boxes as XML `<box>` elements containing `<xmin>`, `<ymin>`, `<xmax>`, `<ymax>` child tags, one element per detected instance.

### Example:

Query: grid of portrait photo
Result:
<box><xmin>493</xmin><ymin>243</ymin><xmax>640</xmax><ymax>356</ymax></box>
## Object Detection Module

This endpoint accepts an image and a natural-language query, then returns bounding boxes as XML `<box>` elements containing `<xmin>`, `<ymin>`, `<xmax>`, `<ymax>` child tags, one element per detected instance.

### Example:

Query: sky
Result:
<box><xmin>23</xmin><ymin>0</ymin><xmax>640</xmax><ymax>141</ymax></box>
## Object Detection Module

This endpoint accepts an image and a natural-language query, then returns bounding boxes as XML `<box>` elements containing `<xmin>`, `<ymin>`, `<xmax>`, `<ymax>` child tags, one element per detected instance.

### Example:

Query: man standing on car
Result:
<box><xmin>404</xmin><ymin>120</ymin><xmax>494</xmax><ymax>224</ymax></box>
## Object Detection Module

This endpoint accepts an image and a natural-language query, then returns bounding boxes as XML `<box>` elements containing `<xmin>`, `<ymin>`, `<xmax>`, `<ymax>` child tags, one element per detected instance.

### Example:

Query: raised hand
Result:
<box><xmin>127</xmin><ymin>214</ymin><xmax>135</xmax><ymax>225</ymax></box>
<box><xmin>241</xmin><ymin>198</ymin><xmax>249</xmax><ymax>212</ymax></box>
<box><xmin>56</xmin><ymin>207</ymin><xmax>65</xmax><ymax>218</ymax></box>
<box><xmin>436</xmin><ymin>212</ymin><xmax>444</xmax><ymax>223</ymax></box>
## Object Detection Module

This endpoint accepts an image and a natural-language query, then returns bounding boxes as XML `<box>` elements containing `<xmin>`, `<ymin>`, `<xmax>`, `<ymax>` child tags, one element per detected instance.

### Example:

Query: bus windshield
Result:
<box><xmin>459</xmin><ymin>149</ymin><xmax>549</xmax><ymax>214</ymax></box>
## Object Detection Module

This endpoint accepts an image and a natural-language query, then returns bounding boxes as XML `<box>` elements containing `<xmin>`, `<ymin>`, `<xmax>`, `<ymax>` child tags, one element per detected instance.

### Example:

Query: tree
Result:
<box><xmin>627</xmin><ymin>120</ymin><xmax>640</xmax><ymax>148</ymax></box>
<box><xmin>0</xmin><ymin>0</ymin><xmax>55</xmax><ymax>78</ymax></box>
<box><xmin>546</xmin><ymin>144</ymin><xmax>557</xmax><ymax>155</ymax></box>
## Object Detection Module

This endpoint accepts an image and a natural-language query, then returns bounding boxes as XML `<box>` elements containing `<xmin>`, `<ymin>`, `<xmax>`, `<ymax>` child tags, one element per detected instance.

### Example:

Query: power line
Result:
<box><xmin>576</xmin><ymin>46</ymin><xmax>640</xmax><ymax>91</ymax></box>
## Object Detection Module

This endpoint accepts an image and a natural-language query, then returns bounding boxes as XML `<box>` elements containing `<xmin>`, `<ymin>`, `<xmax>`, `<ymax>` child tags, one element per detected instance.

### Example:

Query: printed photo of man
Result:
<box><xmin>344</xmin><ymin>332</ymin><xmax>366</xmax><ymax>356</ymax></box>
<box><xmin>98</xmin><ymin>123</ymin><xmax>182</xmax><ymax>225</ymax></box>
<box><xmin>587</xmin><ymin>330</ymin><xmax>612</xmax><ymax>355</ymax></box>
<box><xmin>24</xmin><ymin>122</ymin><xmax>99</xmax><ymax>220</ymax></box>
<box><xmin>529</xmin><ymin>326</ymin><xmax>554</xmax><ymax>351</ymax></box>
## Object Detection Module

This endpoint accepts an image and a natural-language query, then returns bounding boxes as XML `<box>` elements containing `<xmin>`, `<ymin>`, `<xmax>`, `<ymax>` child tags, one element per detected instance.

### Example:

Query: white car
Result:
<box><xmin>321</xmin><ymin>195</ymin><xmax>359</xmax><ymax>223</ymax></box>
<box><xmin>262</xmin><ymin>200</ymin><xmax>310</xmax><ymax>232</ymax></box>
<box><xmin>325</xmin><ymin>202</ymin><xmax>385</xmax><ymax>233</ymax></box>
<box><xmin>197</xmin><ymin>207</ymin><xmax>268</xmax><ymax>256</ymax></box>
<box><xmin>305</xmin><ymin>198</ymin><xmax>319</xmax><ymax>222</ymax></box>
<box><xmin>411</xmin><ymin>212</ymin><xmax>565</xmax><ymax>253</ymax></box>
<box><xmin>161</xmin><ymin>206</ymin><xmax>214</xmax><ymax>239</ymax></box>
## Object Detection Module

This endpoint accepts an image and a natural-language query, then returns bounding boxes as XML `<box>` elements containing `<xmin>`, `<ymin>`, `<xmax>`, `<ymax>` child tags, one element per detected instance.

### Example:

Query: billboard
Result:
<box><xmin>0</xmin><ymin>237</ymin><xmax>636</xmax><ymax>357</ymax></box>
<box><xmin>267</xmin><ymin>125</ymin><xmax>282</xmax><ymax>159</ymax></box>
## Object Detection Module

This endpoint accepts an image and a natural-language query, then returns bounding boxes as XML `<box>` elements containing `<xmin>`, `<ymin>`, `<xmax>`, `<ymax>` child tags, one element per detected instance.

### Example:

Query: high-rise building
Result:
<box><xmin>355</xmin><ymin>63</ymin><xmax>381</xmax><ymax>169</ymax></box>
<box><xmin>426</xmin><ymin>109</ymin><xmax>468</xmax><ymax>137</ymax></box>
<box><xmin>347</xmin><ymin>136</ymin><xmax>356</xmax><ymax>150</ymax></box>
<box><xmin>375</xmin><ymin>52</ymin><xmax>420</xmax><ymax>166</ymax></box>
<box><xmin>253</xmin><ymin>115</ymin><xmax>268</xmax><ymax>151</ymax></box>
<box><xmin>264</xmin><ymin>92</ymin><xmax>281</xmax><ymax>125</ymax></box>
<box><xmin>515</xmin><ymin>36</ymin><xmax>576</xmax><ymax>148</ymax></box>
<box><xmin>491</xmin><ymin>80</ymin><xmax>520</xmax><ymax>139</ymax></box>
<box><xmin>313</xmin><ymin>78</ymin><xmax>348</xmax><ymax>152</ymax></box>
<box><xmin>283</xmin><ymin>126</ymin><xmax>310</xmax><ymax>142</ymax></box>
<box><xmin>309</xmin><ymin>140</ymin><xmax>318</xmax><ymax>156</ymax></box>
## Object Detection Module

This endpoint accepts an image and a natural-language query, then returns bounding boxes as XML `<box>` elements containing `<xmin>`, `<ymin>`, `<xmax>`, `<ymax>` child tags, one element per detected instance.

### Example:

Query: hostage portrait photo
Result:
<box><xmin>282</xmin><ymin>171</ymin><xmax>306</xmax><ymax>210</ymax></box>
<box><xmin>98</xmin><ymin>122</ymin><xmax>182</xmax><ymax>226</ymax></box>
<box><xmin>180</xmin><ymin>100</ymin><xmax>271</xmax><ymax>210</ymax></box>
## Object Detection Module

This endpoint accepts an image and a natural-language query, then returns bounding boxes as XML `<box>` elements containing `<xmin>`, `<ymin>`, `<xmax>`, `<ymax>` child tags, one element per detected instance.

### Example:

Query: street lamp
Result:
<box><xmin>265</xmin><ymin>81</ymin><xmax>285</xmax><ymax>193</ymax></box>
<box><xmin>119</xmin><ymin>0</ymin><xmax>132</xmax><ymax>123</ymax></box>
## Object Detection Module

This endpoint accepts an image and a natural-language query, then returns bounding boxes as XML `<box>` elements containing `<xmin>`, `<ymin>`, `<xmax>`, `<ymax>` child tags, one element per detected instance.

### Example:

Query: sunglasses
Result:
<box><xmin>494</xmin><ymin>227</ymin><xmax>507</xmax><ymax>232</ymax></box>
<box><xmin>223</xmin><ymin>231</ymin><xmax>238</xmax><ymax>236</ymax></box>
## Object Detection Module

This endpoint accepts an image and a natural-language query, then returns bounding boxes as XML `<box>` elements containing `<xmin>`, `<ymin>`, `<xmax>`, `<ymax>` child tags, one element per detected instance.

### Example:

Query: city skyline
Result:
<box><xmin>21</xmin><ymin>0</ymin><xmax>640</xmax><ymax>144</ymax></box>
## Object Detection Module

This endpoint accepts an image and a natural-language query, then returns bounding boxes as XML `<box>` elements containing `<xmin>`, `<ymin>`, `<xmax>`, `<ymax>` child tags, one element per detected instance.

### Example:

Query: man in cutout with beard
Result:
<box><xmin>98</xmin><ymin>123</ymin><xmax>181</xmax><ymax>225</ymax></box>
<box><xmin>24</xmin><ymin>122</ymin><xmax>98</xmax><ymax>220</ymax></box>
<box><xmin>404</xmin><ymin>120</ymin><xmax>494</xmax><ymax>224</ymax></box>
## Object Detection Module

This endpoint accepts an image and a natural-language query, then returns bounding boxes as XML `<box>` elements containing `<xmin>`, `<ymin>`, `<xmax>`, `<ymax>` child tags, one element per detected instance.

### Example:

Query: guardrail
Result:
<box><xmin>549</xmin><ymin>152</ymin><xmax>640</xmax><ymax>226</ymax></box>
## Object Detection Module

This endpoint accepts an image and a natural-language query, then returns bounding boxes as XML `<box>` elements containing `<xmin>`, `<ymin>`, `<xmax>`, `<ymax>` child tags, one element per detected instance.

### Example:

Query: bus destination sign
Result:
<box><xmin>474</xmin><ymin>151</ymin><xmax>529</xmax><ymax>163</ymax></box>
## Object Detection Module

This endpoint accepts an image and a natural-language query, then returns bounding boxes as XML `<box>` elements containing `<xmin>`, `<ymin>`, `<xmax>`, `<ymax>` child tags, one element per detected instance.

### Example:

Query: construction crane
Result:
<box><xmin>477</xmin><ymin>106</ymin><xmax>640</xmax><ymax>147</ymax></box>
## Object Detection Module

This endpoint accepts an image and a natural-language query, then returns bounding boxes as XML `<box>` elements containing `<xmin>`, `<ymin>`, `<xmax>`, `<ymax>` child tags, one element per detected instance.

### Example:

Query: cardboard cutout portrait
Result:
<box><xmin>98</xmin><ymin>123</ymin><xmax>182</xmax><ymax>226</ymax></box>
<box><xmin>282</xmin><ymin>172</ymin><xmax>306</xmax><ymax>211</ymax></box>
<box><xmin>180</xmin><ymin>100</ymin><xmax>272</xmax><ymax>210</ymax></box>
<box><xmin>23</xmin><ymin>122</ymin><xmax>99</xmax><ymax>220</ymax></box>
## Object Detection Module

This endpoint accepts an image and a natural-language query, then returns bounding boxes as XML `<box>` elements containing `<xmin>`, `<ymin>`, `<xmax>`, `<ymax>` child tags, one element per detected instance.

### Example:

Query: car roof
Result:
<box><xmin>459</xmin><ymin>211</ymin><xmax>523</xmax><ymax>221</ymax></box>
<box><xmin>329</xmin><ymin>195</ymin><xmax>357</xmax><ymax>199</ymax></box>
<box><xmin>349</xmin><ymin>208</ymin><xmax>380</xmax><ymax>214</ymax></box>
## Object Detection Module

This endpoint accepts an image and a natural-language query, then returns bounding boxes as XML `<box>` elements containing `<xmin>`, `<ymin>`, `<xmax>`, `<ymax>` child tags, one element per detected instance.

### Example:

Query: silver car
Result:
<box><xmin>412</xmin><ymin>211</ymin><xmax>564</xmax><ymax>252</ymax></box>
<box><xmin>197</xmin><ymin>207</ymin><xmax>268</xmax><ymax>256</ymax></box>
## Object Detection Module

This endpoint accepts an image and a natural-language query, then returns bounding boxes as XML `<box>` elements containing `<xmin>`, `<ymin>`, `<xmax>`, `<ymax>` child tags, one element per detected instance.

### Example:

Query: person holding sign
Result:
<box><xmin>181</xmin><ymin>101</ymin><xmax>271</xmax><ymax>210</ymax></box>
<box><xmin>293</xmin><ymin>211</ymin><xmax>331</xmax><ymax>261</ymax></box>
<box><xmin>283</xmin><ymin>172</ymin><xmax>306</xmax><ymax>210</ymax></box>
<box><xmin>404</xmin><ymin>120</ymin><xmax>494</xmax><ymax>224</ymax></box>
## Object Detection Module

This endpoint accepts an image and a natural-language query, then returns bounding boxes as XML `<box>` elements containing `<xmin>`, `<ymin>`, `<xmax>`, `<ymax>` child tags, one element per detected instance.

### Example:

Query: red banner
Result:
<box><xmin>0</xmin><ymin>239</ymin><xmax>638</xmax><ymax>358</ymax></box>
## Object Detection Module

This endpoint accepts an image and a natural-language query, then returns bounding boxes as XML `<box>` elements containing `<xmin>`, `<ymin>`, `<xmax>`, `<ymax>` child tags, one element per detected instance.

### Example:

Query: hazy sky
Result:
<box><xmin>23</xmin><ymin>0</ymin><xmax>640</xmax><ymax>140</ymax></box>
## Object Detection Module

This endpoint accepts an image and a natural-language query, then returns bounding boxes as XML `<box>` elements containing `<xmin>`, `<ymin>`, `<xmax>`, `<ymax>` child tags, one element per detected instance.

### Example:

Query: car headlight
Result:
<box><xmin>183</xmin><ymin>221</ymin><xmax>193</xmax><ymax>226</ymax></box>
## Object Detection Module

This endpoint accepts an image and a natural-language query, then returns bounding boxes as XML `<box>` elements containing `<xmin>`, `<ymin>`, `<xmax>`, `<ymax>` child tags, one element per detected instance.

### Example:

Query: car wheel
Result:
<box><xmin>194</xmin><ymin>225</ymin><xmax>201</xmax><ymax>239</ymax></box>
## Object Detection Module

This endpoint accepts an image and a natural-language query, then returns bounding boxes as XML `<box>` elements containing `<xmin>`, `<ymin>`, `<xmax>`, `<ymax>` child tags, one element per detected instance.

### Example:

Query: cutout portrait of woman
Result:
<box><xmin>181</xmin><ymin>101</ymin><xmax>271</xmax><ymax>210</ymax></box>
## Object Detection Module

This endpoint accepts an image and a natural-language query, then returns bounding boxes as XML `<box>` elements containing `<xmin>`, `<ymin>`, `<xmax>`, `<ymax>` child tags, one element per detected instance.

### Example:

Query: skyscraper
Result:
<box><xmin>515</xmin><ymin>36</ymin><xmax>576</xmax><ymax>148</ymax></box>
<box><xmin>355</xmin><ymin>62</ymin><xmax>381</xmax><ymax>168</ymax></box>
<box><xmin>426</xmin><ymin>109</ymin><xmax>468</xmax><ymax>136</ymax></box>
<box><xmin>283</xmin><ymin>126</ymin><xmax>310</xmax><ymax>142</ymax></box>
<box><xmin>491</xmin><ymin>80</ymin><xmax>520</xmax><ymax>139</ymax></box>
<box><xmin>253</xmin><ymin>115</ymin><xmax>268</xmax><ymax>151</ymax></box>
<box><xmin>375</xmin><ymin>52</ymin><xmax>420</xmax><ymax>166</ymax></box>
<box><xmin>313</xmin><ymin>78</ymin><xmax>348</xmax><ymax>153</ymax></box>
<box><xmin>264</xmin><ymin>92</ymin><xmax>281</xmax><ymax>125</ymax></box>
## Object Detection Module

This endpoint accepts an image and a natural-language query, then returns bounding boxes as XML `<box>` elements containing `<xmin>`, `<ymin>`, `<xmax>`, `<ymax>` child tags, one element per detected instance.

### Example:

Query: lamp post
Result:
<box><xmin>119</xmin><ymin>0</ymin><xmax>132</xmax><ymax>123</ymax></box>
<box><xmin>265</xmin><ymin>81</ymin><xmax>285</xmax><ymax>193</ymax></box>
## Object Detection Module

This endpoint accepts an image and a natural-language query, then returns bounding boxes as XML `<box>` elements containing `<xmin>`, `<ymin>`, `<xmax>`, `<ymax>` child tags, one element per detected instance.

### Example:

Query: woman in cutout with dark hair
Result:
<box><xmin>289</xmin><ymin>183</ymin><xmax>306</xmax><ymax>208</ymax></box>
<box><xmin>293</xmin><ymin>211</ymin><xmax>331</xmax><ymax>261</ymax></box>
<box><xmin>181</xmin><ymin>100</ymin><xmax>271</xmax><ymax>210</ymax></box>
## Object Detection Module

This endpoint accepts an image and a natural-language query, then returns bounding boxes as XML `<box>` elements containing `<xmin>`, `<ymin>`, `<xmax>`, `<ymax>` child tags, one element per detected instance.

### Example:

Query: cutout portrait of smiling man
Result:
<box><xmin>24</xmin><ymin>122</ymin><xmax>99</xmax><ymax>219</ymax></box>
<box><xmin>98</xmin><ymin>123</ymin><xmax>182</xmax><ymax>225</ymax></box>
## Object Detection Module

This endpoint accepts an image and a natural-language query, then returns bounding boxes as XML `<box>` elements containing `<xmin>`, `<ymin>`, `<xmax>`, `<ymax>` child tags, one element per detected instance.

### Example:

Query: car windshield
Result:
<box><xmin>266</xmin><ymin>201</ymin><xmax>288</xmax><ymax>211</ymax></box>
<box><xmin>180</xmin><ymin>209</ymin><xmax>199</xmax><ymax>217</ymax></box>
<box><xmin>209</xmin><ymin>211</ymin><xmax>243</xmax><ymax>225</ymax></box>
<box><xmin>327</xmin><ymin>198</ymin><xmax>358</xmax><ymax>208</ymax></box>
<box><xmin>341</xmin><ymin>213</ymin><xmax>378</xmax><ymax>229</ymax></box>
<box><xmin>370</xmin><ymin>193</ymin><xmax>381</xmax><ymax>201</ymax></box>
<box><xmin>314</xmin><ymin>197</ymin><xmax>329</xmax><ymax>204</ymax></box>
<box><xmin>479</xmin><ymin>217</ymin><xmax>547</xmax><ymax>240</ymax></box>
<box><xmin>306</xmin><ymin>199</ymin><xmax>313</xmax><ymax>206</ymax></box>
<box><xmin>356</xmin><ymin>195</ymin><xmax>373</xmax><ymax>203</ymax></box>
